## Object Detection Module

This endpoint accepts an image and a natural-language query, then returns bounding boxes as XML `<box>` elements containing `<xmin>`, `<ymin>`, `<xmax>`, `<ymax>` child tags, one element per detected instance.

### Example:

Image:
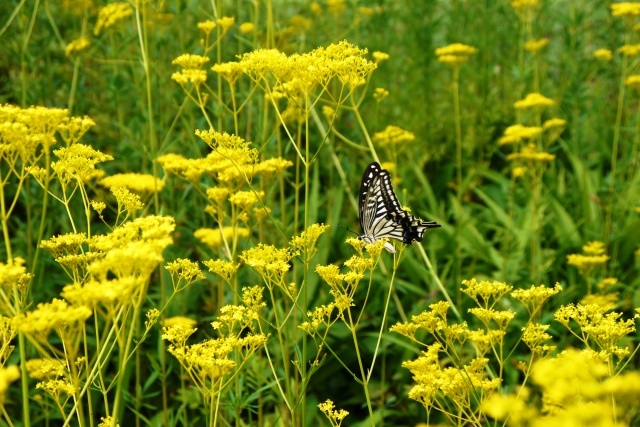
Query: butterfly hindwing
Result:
<box><xmin>358</xmin><ymin>162</ymin><xmax>440</xmax><ymax>249</ymax></box>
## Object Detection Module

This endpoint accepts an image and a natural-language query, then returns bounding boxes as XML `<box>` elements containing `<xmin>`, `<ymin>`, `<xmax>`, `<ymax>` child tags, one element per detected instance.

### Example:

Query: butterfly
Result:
<box><xmin>358</xmin><ymin>162</ymin><xmax>440</xmax><ymax>253</ymax></box>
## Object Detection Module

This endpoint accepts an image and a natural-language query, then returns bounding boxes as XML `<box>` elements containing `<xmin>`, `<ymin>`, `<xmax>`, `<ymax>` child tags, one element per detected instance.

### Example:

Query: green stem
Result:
<box><xmin>605</xmin><ymin>32</ymin><xmax>630</xmax><ymax>244</ymax></box>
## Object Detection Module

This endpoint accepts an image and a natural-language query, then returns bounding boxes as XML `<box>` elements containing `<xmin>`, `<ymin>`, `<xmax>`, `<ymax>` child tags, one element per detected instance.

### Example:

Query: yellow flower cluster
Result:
<box><xmin>510</xmin><ymin>0</ymin><xmax>538</xmax><ymax>11</ymax></box>
<box><xmin>506</xmin><ymin>143</ymin><xmax>555</xmax><ymax>162</ymax></box>
<box><xmin>93</xmin><ymin>2</ymin><xmax>132</xmax><ymax>36</ymax></box>
<box><xmin>0</xmin><ymin>366</ymin><xmax>19</xmax><ymax>404</ymax></box>
<box><xmin>171</xmin><ymin>54</ymin><xmax>210</xmax><ymax>86</ymax></box>
<box><xmin>483</xmin><ymin>349</ymin><xmax>640</xmax><ymax>426</ymax></box>
<box><xmin>555</xmin><ymin>304</ymin><xmax>635</xmax><ymax>362</ymax></box>
<box><xmin>373</xmin><ymin>87</ymin><xmax>389</xmax><ymax>102</ymax></box>
<box><xmin>194</xmin><ymin>227</ymin><xmax>250</xmax><ymax>248</ymax></box>
<box><xmin>498</xmin><ymin>124</ymin><xmax>542</xmax><ymax>145</ymax></box>
<box><xmin>12</xmin><ymin>298</ymin><xmax>92</xmax><ymax>335</ymax></box>
<box><xmin>625</xmin><ymin>74</ymin><xmax>640</xmax><ymax>91</ymax></box>
<box><xmin>372</xmin><ymin>51</ymin><xmax>389</xmax><ymax>63</ymax></box>
<box><xmin>290</xmin><ymin>223</ymin><xmax>330</xmax><ymax>253</ymax></box>
<box><xmin>35</xmin><ymin>143</ymin><xmax>113</xmax><ymax>187</ymax></box>
<box><xmin>240</xmin><ymin>40</ymin><xmax>377</xmax><ymax>89</ymax></box>
<box><xmin>524</xmin><ymin>38</ymin><xmax>549</xmax><ymax>52</ymax></box>
<box><xmin>111</xmin><ymin>186</ymin><xmax>144</xmax><ymax>214</ymax></box>
<box><xmin>65</xmin><ymin>36</ymin><xmax>91</xmax><ymax>57</ymax></box>
<box><xmin>165</xmin><ymin>258</ymin><xmax>205</xmax><ymax>289</ymax></box>
<box><xmin>435</xmin><ymin>43</ymin><xmax>478</xmax><ymax>65</ymax></box>
<box><xmin>611</xmin><ymin>2</ymin><xmax>640</xmax><ymax>17</ymax></box>
<box><xmin>372</xmin><ymin>125</ymin><xmax>416</xmax><ymax>147</ymax></box>
<box><xmin>567</xmin><ymin>241</ymin><xmax>610</xmax><ymax>274</ymax></box>
<box><xmin>318</xmin><ymin>399</ymin><xmax>349</xmax><ymax>427</ymax></box>
<box><xmin>390</xmin><ymin>301</ymin><xmax>451</xmax><ymax>339</ymax></box>
<box><xmin>593</xmin><ymin>48</ymin><xmax>613</xmax><ymax>61</ymax></box>
<box><xmin>513</xmin><ymin>92</ymin><xmax>555</xmax><ymax>109</ymax></box>
<box><xmin>460</xmin><ymin>278</ymin><xmax>513</xmax><ymax>307</ymax></box>
<box><xmin>403</xmin><ymin>343</ymin><xmax>500</xmax><ymax>411</ymax></box>
<box><xmin>618</xmin><ymin>44</ymin><xmax>640</xmax><ymax>56</ymax></box>
<box><xmin>239</xmin><ymin>22</ymin><xmax>254</xmax><ymax>34</ymax></box>
<box><xmin>511</xmin><ymin>283</ymin><xmax>562</xmax><ymax>316</ymax></box>
<box><xmin>100</xmin><ymin>173</ymin><xmax>166</xmax><ymax>193</ymax></box>
<box><xmin>521</xmin><ymin>323</ymin><xmax>555</xmax><ymax>357</ymax></box>
<box><xmin>240</xmin><ymin>244</ymin><xmax>296</xmax><ymax>289</ymax></box>
<box><xmin>229</xmin><ymin>190</ymin><xmax>264</xmax><ymax>211</ymax></box>
<box><xmin>162</xmin><ymin>287</ymin><xmax>267</xmax><ymax>390</ymax></box>
<box><xmin>0</xmin><ymin>258</ymin><xmax>32</xmax><ymax>300</ymax></box>
<box><xmin>204</xmin><ymin>259</ymin><xmax>239</xmax><ymax>283</ymax></box>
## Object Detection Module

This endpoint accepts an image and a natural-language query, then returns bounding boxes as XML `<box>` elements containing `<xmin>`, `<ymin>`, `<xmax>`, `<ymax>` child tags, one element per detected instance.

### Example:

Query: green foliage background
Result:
<box><xmin>1</xmin><ymin>0</ymin><xmax>640</xmax><ymax>426</ymax></box>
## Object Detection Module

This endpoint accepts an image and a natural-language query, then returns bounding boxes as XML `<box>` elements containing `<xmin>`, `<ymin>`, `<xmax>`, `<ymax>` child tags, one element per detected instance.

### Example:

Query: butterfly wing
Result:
<box><xmin>359</xmin><ymin>162</ymin><xmax>440</xmax><ymax>246</ymax></box>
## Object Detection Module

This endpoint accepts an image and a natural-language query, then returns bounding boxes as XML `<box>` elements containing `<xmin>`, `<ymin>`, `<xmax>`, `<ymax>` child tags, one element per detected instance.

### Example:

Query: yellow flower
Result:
<box><xmin>172</xmin><ymin>54</ymin><xmax>210</xmax><ymax>70</ymax></box>
<box><xmin>57</xmin><ymin>115</ymin><xmax>96</xmax><ymax>145</ymax></box>
<box><xmin>165</xmin><ymin>258</ymin><xmax>206</xmax><ymax>286</ymax></box>
<box><xmin>318</xmin><ymin>399</ymin><xmax>349</xmax><ymax>426</ymax></box>
<box><xmin>239</xmin><ymin>22</ymin><xmax>254</xmax><ymax>34</ymax></box>
<box><xmin>543</xmin><ymin>118</ymin><xmax>567</xmax><ymax>129</ymax></box>
<box><xmin>327</xmin><ymin>0</ymin><xmax>346</xmax><ymax>14</ymax></box>
<box><xmin>498</xmin><ymin>124</ymin><xmax>543</xmax><ymax>145</ymax></box>
<box><xmin>511</xmin><ymin>283</ymin><xmax>562</xmax><ymax>316</ymax></box>
<box><xmin>98</xmin><ymin>416</ymin><xmax>120</xmax><ymax>427</ymax></box>
<box><xmin>0</xmin><ymin>365</ymin><xmax>20</xmax><ymax>405</ymax></box>
<box><xmin>372</xmin><ymin>51</ymin><xmax>390</xmax><ymax>63</ymax></box>
<box><xmin>512</xmin><ymin>166</ymin><xmax>527</xmax><ymax>178</ymax></box>
<box><xmin>94</xmin><ymin>2</ymin><xmax>132</xmax><ymax>36</ymax></box>
<box><xmin>49</xmin><ymin>144</ymin><xmax>114</xmax><ymax>186</ymax></box>
<box><xmin>513</xmin><ymin>93</ymin><xmax>555</xmax><ymax>109</ymax></box>
<box><xmin>310</xmin><ymin>2</ymin><xmax>322</xmax><ymax>15</ymax></box>
<box><xmin>65</xmin><ymin>36</ymin><xmax>91</xmax><ymax>57</ymax></box>
<box><xmin>524</xmin><ymin>37</ymin><xmax>549</xmax><ymax>52</ymax></box>
<box><xmin>435</xmin><ymin>43</ymin><xmax>478</xmax><ymax>65</ymax></box>
<box><xmin>197</xmin><ymin>20</ymin><xmax>216</xmax><ymax>35</ymax></box>
<box><xmin>194</xmin><ymin>227</ymin><xmax>250</xmax><ymax>248</ymax></box>
<box><xmin>163</xmin><ymin>316</ymin><xmax>198</xmax><ymax>328</ymax></box>
<box><xmin>468</xmin><ymin>307</ymin><xmax>515</xmax><ymax>330</ymax></box>
<box><xmin>593</xmin><ymin>48</ymin><xmax>613</xmax><ymax>61</ymax></box>
<box><xmin>240</xmin><ymin>244</ymin><xmax>295</xmax><ymax>288</ymax></box>
<box><xmin>111</xmin><ymin>186</ymin><xmax>144</xmax><ymax>213</ymax></box>
<box><xmin>618</xmin><ymin>44</ymin><xmax>640</xmax><ymax>56</ymax></box>
<box><xmin>460</xmin><ymin>278</ymin><xmax>513</xmax><ymax>306</ymax></box>
<box><xmin>372</xmin><ymin>125</ymin><xmax>415</xmax><ymax>147</ymax></box>
<box><xmin>625</xmin><ymin>74</ymin><xmax>640</xmax><ymax>91</ymax></box>
<box><xmin>290</xmin><ymin>223</ymin><xmax>330</xmax><ymax>253</ymax></box>
<box><xmin>203</xmin><ymin>259</ymin><xmax>240</xmax><ymax>283</ymax></box>
<box><xmin>507</xmin><ymin>143</ymin><xmax>555</xmax><ymax>162</ymax></box>
<box><xmin>229</xmin><ymin>190</ymin><xmax>264</xmax><ymax>211</ymax></box>
<box><xmin>217</xmin><ymin>17</ymin><xmax>235</xmax><ymax>32</ymax></box>
<box><xmin>13</xmin><ymin>298</ymin><xmax>92</xmax><ymax>335</ymax></box>
<box><xmin>373</xmin><ymin>87</ymin><xmax>389</xmax><ymax>102</ymax></box>
<box><xmin>212</xmin><ymin>61</ymin><xmax>244</xmax><ymax>86</ymax></box>
<box><xmin>510</xmin><ymin>0</ymin><xmax>538</xmax><ymax>11</ymax></box>
<box><xmin>99</xmin><ymin>173</ymin><xmax>165</xmax><ymax>193</ymax></box>
<box><xmin>611</xmin><ymin>3</ymin><xmax>640</xmax><ymax>18</ymax></box>
<box><xmin>521</xmin><ymin>323</ymin><xmax>555</xmax><ymax>357</ymax></box>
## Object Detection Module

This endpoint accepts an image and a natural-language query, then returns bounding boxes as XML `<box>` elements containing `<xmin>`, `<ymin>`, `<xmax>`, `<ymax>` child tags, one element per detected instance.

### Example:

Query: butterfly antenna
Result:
<box><xmin>337</xmin><ymin>224</ymin><xmax>359</xmax><ymax>236</ymax></box>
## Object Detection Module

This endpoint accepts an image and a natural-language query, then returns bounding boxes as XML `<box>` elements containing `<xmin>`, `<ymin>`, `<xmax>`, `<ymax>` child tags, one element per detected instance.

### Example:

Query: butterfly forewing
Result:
<box><xmin>358</xmin><ymin>162</ymin><xmax>440</xmax><ymax>250</ymax></box>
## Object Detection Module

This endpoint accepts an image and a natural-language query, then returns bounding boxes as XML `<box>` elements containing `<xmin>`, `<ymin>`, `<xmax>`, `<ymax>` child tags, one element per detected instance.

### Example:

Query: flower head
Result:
<box><xmin>94</xmin><ymin>2</ymin><xmax>131</xmax><ymax>35</ymax></box>
<box><xmin>514</xmin><ymin>93</ymin><xmax>555</xmax><ymax>109</ymax></box>
<box><xmin>435</xmin><ymin>43</ymin><xmax>478</xmax><ymax>65</ymax></box>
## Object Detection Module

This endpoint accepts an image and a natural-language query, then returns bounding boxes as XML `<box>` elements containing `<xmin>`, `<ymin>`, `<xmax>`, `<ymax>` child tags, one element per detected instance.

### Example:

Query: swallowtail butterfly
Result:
<box><xmin>358</xmin><ymin>162</ymin><xmax>440</xmax><ymax>253</ymax></box>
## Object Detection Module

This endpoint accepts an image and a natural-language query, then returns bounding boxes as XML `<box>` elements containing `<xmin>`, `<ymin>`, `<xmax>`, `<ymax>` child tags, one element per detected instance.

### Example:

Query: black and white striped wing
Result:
<box><xmin>358</xmin><ymin>162</ymin><xmax>440</xmax><ymax>249</ymax></box>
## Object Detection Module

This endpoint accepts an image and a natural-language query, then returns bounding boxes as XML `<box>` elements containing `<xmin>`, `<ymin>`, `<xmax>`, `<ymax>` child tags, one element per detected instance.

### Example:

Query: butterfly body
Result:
<box><xmin>358</xmin><ymin>162</ymin><xmax>440</xmax><ymax>253</ymax></box>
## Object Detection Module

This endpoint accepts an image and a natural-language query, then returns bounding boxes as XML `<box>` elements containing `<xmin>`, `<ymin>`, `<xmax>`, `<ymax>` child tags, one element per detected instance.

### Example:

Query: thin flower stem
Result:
<box><xmin>346</xmin><ymin>307</ymin><xmax>376</xmax><ymax>427</ymax></box>
<box><xmin>367</xmin><ymin>249</ymin><xmax>402</xmax><ymax>382</ymax></box>
<box><xmin>417</xmin><ymin>244</ymin><xmax>462</xmax><ymax>321</ymax></box>
<box><xmin>605</xmin><ymin>32</ymin><xmax>630</xmax><ymax>244</ymax></box>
